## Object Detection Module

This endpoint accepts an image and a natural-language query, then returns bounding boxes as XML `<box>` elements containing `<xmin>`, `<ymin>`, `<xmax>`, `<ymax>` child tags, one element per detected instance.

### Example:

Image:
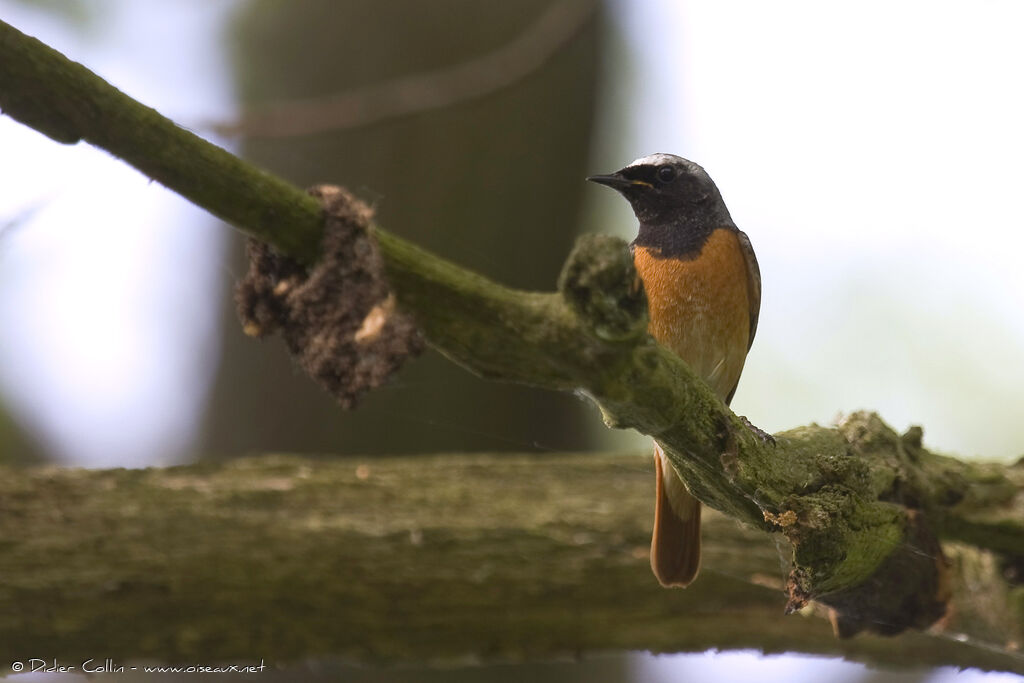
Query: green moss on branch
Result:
<box><xmin>0</xmin><ymin>20</ymin><xmax>323</xmax><ymax>261</ymax></box>
<box><xmin>0</xmin><ymin>454</ymin><xmax>1020</xmax><ymax>673</ymax></box>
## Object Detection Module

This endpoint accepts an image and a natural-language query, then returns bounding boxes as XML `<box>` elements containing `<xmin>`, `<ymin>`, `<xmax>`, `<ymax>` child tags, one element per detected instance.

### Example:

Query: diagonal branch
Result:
<box><xmin>1</xmin><ymin>16</ymin><xmax>1022</xmax><ymax>647</ymax></box>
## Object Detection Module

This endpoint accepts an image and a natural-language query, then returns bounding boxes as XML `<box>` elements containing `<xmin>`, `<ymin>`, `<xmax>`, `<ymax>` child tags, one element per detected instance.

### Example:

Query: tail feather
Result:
<box><xmin>651</xmin><ymin>445</ymin><xmax>701</xmax><ymax>588</ymax></box>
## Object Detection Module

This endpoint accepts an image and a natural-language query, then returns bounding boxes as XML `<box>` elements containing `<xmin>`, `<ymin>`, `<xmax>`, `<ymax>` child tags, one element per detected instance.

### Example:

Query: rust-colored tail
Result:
<box><xmin>651</xmin><ymin>445</ymin><xmax>701</xmax><ymax>587</ymax></box>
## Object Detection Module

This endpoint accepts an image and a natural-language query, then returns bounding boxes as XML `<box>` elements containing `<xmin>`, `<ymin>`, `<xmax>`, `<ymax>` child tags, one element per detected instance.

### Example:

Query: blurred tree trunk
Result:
<box><xmin>198</xmin><ymin>0</ymin><xmax>604</xmax><ymax>457</ymax></box>
<box><xmin>0</xmin><ymin>402</ymin><xmax>42</xmax><ymax>464</ymax></box>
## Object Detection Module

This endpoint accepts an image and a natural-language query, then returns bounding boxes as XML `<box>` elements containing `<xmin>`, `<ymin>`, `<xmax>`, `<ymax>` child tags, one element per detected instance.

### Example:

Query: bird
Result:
<box><xmin>588</xmin><ymin>153</ymin><xmax>761</xmax><ymax>587</ymax></box>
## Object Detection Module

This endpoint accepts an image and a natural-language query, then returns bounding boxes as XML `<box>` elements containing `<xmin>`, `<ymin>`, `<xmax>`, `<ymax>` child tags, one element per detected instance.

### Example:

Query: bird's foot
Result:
<box><xmin>739</xmin><ymin>415</ymin><xmax>776</xmax><ymax>446</ymax></box>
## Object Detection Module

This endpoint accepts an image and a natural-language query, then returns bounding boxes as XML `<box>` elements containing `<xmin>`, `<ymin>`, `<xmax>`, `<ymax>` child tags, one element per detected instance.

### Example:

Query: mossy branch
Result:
<box><xmin>0</xmin><ymin>20</ymin><xmax>323</xmax><ymax>262</ymax></box>
<box><xmin>2</xmin><ymin>16</ymin><xmax>1022</xmax><ymax>653</ymax></box>
<box><xmin>0</xmin><ymin>454</ymin><xmax>1021</xmax><ymax>674</ymax></box>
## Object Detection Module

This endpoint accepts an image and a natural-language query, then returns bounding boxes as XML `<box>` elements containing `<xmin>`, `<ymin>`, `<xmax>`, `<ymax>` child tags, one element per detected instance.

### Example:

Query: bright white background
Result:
<box><xmin>0</xmin><ymin>0</ymin><xmax>234</xmax><ymax>466</ymax></box>
<box><xmin>0</xmin><ymin>0</ymin><xmax>1021</xmax><ymax>681</ymax></box>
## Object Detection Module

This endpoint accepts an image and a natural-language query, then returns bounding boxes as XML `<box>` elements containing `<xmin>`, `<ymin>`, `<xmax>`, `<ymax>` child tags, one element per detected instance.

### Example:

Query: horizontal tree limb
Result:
<box><xmin>0</xmin><ymin>454</ymin><xmax>1020</xmax><ymax>674</ymax></box>
<box><xmin>1</xmin><ymin>16</ymin><xmax>1022</xmax><ymax>653</ymax></box>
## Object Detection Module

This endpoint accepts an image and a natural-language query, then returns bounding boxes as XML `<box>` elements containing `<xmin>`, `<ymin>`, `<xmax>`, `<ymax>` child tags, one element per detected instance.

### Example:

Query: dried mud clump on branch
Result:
<box><xmin>236</xmin><ymin>184</ymin><xmax>424</xmax><ymax>408</ymax></box>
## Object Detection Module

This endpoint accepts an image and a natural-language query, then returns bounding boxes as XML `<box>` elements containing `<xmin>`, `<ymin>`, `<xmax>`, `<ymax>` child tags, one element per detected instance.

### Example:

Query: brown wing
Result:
<box><xmin>736</xmin><ymin>229</ymin><xmax>761</xmax><ymax>350</ymax></box>
<box><xmin>723</xmin><ymin>229</ymin><xmax>761</xmax><ymax>406</ymax></box>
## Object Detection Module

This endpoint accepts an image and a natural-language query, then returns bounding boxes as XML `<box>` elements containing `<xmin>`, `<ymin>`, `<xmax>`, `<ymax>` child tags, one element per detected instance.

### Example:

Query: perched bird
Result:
<box><xmin>588</xmin><ymin>154</ymin><xmax>761</xmax><ymax>587</ymax></box>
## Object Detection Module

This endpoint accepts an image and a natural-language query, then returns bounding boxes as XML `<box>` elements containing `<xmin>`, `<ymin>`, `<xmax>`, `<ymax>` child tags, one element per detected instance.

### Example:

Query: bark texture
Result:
<box><xmin>0</xmin><ymin>452</ymin><xmax>1020</xmax><ymax>674</ymax></box>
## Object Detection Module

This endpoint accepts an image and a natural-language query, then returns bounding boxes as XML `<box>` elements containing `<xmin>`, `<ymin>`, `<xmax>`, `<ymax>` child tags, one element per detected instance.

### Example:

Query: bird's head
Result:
<box><xmin>588</xmin><ymin>153</ymin><xmax>730</xmax><ymax>227</ymax></box>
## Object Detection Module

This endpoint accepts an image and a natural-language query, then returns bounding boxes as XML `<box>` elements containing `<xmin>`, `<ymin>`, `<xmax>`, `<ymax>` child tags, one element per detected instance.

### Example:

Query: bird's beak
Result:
<box><xmin>587</xmin><ymin>173</ymin><xmax>650</xmax><ymax>190</ymax></box>
<box><xmin>587</xmin><ymin>173</ymin><xmax>630</xmax><ymax>188</ymax></box>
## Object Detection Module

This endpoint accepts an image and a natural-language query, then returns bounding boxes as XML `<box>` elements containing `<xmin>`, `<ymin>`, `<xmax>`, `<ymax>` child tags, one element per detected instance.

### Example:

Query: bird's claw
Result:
<box><xmin>739</xmin><ymin>415</ymin><xmax>776</xmax><ymax>445</ymax></box>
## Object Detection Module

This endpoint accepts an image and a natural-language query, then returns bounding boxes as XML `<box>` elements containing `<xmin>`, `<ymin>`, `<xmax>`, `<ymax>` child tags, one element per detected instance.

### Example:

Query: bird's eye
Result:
<box><xmin>656</xmin><ymin>165</ymin><xmax>677</xmax><ymax>183</ymax></box>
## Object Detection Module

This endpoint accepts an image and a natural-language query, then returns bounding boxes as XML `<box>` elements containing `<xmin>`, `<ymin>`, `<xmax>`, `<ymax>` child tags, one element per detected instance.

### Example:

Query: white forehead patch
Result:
<box><xmin>627</xmin><ymin>153</ymin><xmax>687</xmax><ymax>168</ymax></box>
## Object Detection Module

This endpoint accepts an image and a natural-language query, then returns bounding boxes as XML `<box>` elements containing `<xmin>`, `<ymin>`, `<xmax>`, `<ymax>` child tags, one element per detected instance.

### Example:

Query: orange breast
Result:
<box><xmin>633</xmin><ymin>228</ymin><xmax>751</xmax><ymax>402</ymax></box>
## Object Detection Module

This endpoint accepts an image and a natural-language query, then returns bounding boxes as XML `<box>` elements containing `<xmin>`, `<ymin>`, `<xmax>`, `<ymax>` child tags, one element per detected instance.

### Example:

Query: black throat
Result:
<box><xmin>632</xmin><ymin>209</ymin><xmax>734</xmax><ymax>260</ymax></box>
